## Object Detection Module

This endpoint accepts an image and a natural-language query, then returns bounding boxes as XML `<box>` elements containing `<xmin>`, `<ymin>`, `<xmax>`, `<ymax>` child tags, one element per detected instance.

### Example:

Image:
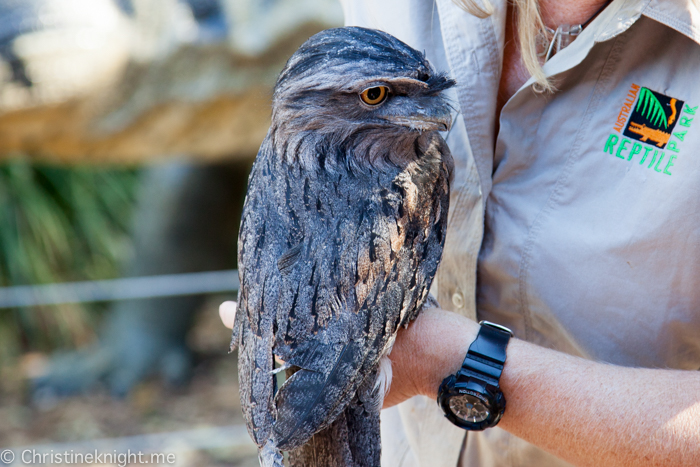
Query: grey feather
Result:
<box><xmin>233</xmin><ymin>26</ymin><xmax>455</xmax><ymax>466</ymax></box>
<box><xmin>277</xmin><ymin>243</ymin><xmax>304</xmax><ymax>274</ymax></box>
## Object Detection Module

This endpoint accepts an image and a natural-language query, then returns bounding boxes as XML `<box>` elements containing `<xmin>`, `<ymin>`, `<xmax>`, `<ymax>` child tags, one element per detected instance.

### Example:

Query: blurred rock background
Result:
<box><xmin>0</xmin><ymin>0</ymin><xmax>341</xmax><ymax>162</ymax></box>
<box><xmin>0</xmin><ymin>1</ymin><xmax>342</xmax><ymax>466</ymax></box>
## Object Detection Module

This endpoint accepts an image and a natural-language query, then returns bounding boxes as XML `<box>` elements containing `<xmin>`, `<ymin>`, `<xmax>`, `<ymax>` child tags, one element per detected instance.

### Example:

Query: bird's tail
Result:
<box><xmin>287</xmin><ymin>367</ymin><xmax>382</xmax><ymax>467</ymax></box>
<box><xmin>288</xmin><ymin>395</ymin><xmax>381</xmax><ymax>467</ymax></box>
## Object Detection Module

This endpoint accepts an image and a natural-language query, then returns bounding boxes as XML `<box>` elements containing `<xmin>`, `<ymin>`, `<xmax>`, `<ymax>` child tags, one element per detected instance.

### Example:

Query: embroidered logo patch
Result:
<box><xmin>604</xmin><ymin>83</ymin><xmax>697</xmax><ymax>176</ymax></box>
<box><xmin>623</xmin><ymin>87</ymin><xmax>682</xmax><ymax>149</ymax></box>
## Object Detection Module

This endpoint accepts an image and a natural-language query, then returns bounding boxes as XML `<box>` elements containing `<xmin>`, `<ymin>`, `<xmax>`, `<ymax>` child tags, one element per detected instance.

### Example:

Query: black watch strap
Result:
<box><xmin>458</xmin><ymin>321</ymin><xmax>513</xmax><ymax>384</ymax></box>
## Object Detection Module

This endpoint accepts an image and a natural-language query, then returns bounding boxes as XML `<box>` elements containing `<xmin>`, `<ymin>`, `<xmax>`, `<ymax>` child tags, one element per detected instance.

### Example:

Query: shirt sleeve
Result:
<box><xmin>338</xmin><ymin>0</ymin><xmax>406</xmax><ymax>29</ymax></box>
<box><xmin>338</xmin><ymin>0</ymin><xmax>363</xmax><ymax>27</ymax></box>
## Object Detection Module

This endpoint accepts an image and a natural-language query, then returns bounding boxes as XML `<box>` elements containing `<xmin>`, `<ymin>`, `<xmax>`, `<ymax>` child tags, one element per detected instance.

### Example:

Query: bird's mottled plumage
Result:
<box><xmin>231</xmin><ymin>27</ymin><xmax>455</xmax><ymax>466</ymax></box>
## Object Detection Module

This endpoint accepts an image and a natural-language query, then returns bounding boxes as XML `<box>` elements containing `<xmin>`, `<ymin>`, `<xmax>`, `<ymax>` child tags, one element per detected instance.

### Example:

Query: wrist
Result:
<box><xmin>437</xmin><ymin>320</ymin><xmax>513</xmax><ymax>430</ymax></box>
<box><xmin>413</xmin><ymin>309</ymin><xmax>479</xmax><ymax>400</ymax></box>
<box><xmin>384</xmin><ymin>308</ymin><xmax>480</xmax><ymax>408</ymax></box>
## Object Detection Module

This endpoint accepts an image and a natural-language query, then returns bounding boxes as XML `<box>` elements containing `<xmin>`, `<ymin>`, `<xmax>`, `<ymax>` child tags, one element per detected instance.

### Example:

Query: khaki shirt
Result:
<box><xmin>341</xmin><ymin>0</ymin><xmax>700</xmax><ymax>465</ymax></box>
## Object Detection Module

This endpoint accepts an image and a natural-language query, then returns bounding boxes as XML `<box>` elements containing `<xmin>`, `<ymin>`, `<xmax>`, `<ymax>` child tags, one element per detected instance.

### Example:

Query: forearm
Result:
<box><xmin>388</xmin><ymin>309</ymin><xmax>700</xmax><ymax>467</ymax></box>
<box><xmin>499</xmin><ymin>338</ymin><xmax>700</xmax><ymax>467</ymax></box>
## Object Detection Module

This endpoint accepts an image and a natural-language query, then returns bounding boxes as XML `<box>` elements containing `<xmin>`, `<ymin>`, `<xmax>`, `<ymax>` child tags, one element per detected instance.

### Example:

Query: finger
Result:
<box><xmin>219</xmin><ymin>301</ymin><xmax>237</xmax><ymax>329</ymax></box>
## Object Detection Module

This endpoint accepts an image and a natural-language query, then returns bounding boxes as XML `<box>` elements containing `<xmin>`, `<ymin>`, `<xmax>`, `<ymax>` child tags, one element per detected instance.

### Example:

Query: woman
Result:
<box><xmin>223</xmin><ymin>0</ymin><xmax>700</xmax><ymax>465</ymax></box>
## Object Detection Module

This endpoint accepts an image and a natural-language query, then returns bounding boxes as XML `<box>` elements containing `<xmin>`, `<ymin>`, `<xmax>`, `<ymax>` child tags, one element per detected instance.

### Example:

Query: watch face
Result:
<box><xmin>449</xmin><ymin>393</ymin><xmax>491</xmax><ymax>424</ymax></box>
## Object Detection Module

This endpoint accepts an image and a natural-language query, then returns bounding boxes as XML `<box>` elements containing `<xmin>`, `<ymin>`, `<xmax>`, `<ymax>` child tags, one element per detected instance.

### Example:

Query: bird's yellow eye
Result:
<box><xmin>360</xmin><ymin>86</ymin><xmax>388</xmax><ymax>106</ymax></box>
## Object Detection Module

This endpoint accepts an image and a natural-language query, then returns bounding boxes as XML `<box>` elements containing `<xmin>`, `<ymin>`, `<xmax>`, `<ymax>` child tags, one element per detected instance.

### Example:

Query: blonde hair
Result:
<box><xmin>453</xmin><ymin>0</ymin><xmax>554</xmax><ymax>92</ymax></box>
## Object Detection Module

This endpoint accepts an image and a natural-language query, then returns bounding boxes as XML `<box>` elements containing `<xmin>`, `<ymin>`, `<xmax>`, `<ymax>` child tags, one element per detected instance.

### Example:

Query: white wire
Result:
<box><xmin>0</xmin><ymin>270</ymin><xmax>239</xmax><ymax>309</ymax></box>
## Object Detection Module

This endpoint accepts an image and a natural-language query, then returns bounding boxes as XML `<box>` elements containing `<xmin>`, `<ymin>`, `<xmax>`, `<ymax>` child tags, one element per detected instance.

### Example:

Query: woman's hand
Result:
<box><xmin>218</xmin><ymin>300</ymin><xmax>479</xmax><ymax>409</ymax></box>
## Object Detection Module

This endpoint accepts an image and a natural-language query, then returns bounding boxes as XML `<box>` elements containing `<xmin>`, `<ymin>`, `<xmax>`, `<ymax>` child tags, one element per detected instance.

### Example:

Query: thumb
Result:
<box><xmin>219</xmin><ymin>301</ymin><xmax>237</xmax><ymax>329</ymax></box>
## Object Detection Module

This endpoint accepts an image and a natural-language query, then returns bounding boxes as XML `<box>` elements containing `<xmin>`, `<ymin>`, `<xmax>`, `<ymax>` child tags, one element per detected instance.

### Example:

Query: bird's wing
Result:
<box><xmin>236</xmin><ymin>133</ymin><xmax>451</xmax><ymax>451</ymax></box>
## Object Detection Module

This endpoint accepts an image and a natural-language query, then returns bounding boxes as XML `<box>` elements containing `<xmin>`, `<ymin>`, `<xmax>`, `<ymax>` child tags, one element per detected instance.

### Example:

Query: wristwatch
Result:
<box><xmin>437</xmin><ymin>320</ymin><xmax>513</xmax><ymax>430</ymax></box>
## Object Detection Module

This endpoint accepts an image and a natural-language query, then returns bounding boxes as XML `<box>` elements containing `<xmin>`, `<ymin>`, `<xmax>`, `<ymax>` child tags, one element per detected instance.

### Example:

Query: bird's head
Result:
<box><xmin>271</xmin><ymin>27</ymin><xmax>455</xmax><ymax>143</ymax></box>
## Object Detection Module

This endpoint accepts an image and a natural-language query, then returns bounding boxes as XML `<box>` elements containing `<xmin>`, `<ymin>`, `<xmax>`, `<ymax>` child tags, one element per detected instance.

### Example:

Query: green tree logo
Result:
<box><xmin>636</xmin><ymin>87</ymin><xmax>668</xmax><ymax>129</ymax></box>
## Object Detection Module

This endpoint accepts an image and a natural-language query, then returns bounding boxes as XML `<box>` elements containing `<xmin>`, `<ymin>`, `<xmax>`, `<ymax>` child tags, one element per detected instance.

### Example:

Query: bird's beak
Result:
<box><xmin>389</xmin><ymin>105</ymin><xmax>453</xmax><ymax>132</ymax></box>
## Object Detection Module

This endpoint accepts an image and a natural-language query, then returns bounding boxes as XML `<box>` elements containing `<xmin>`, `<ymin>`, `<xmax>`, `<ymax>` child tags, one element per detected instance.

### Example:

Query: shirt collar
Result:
<box><xmin>537</xmin><ymin>0</ymin><xmax>648</xmax><ymax>81</ymax></box>
<box><xmin>643</xmin><ymin>0</ymin><xmax>700</xmax><ymax>44</ymax></box>
<box><xmin>537</xmin><ymin>0</ymin><xmax>700</xmax><ymax>82</ymax></box>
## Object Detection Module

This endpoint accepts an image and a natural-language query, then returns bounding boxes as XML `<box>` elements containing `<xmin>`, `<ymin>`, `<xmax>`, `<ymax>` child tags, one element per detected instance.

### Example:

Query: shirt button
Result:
<box><xmin>452</xmin><ymin>292</ymin><xmax>464</xmax><ymax>309</ymax></box>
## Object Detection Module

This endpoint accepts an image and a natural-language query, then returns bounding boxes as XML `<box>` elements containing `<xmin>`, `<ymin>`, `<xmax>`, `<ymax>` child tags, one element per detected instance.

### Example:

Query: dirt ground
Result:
<box><xmin>0</xmin><ymin>302</ymin><xmax>259</xmax><ymax>467</ymax></box>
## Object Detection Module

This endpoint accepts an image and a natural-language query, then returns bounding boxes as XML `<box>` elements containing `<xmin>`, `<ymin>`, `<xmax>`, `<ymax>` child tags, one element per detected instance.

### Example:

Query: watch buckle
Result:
<box><xmin>478</xmin><ymin>320</ymin><xmax>514</xmax><ymax>337</ymax></box>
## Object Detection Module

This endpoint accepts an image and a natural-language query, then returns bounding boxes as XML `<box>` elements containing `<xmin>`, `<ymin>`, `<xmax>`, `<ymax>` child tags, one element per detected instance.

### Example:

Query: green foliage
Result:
<box><xmin>636</xmin><ymin>88</ymin><xmax>668</xmax><ymax>129</ymax></box>
<box><xmin>0</xmin><ymin>160</ymin><xmax>139</xmax><ymax>359</ymax></box>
